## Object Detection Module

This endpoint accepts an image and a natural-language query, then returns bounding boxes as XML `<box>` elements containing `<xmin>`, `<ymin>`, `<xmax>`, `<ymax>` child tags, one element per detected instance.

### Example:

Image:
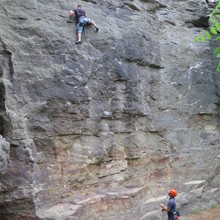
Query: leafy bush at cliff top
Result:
<box><xmin>195</xmin><ymin>0</ymin><xmax>220</xmax><ymax>71</ymax></box>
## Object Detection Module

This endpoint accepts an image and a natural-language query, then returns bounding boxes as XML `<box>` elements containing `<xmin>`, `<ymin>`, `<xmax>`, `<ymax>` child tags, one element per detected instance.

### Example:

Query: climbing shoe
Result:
<box><xmin>75</xmin><ymin>41</ymin><xmax>82</xmax><ymax>45</ymax></box>
<box><xmin>95</xmin><ymin>27</ymin><xmax>99</xmax><ymax>32</ymax></box>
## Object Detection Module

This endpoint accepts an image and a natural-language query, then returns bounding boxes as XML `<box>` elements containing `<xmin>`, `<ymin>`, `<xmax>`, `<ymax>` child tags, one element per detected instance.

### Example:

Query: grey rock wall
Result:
<box><xmin>0</xmin><ymin>136</ymin><xmax>10</xmax><ymax>174</ymax></box>
<box><xmin>0</xmin><ymin>0</ymin><xmax>220</xmax><ymax>219</ymax></box>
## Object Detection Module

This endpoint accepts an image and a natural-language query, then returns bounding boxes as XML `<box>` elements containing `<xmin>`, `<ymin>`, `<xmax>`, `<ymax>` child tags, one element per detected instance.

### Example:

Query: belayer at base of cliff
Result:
<box><xmin>69</xmin><ymin>4</ymin><xmax>99</xmax><ymax>45</ymax></box>
<box><xmin>160</xmin><ymin>189</ymin><xmax>180</xmax><ymax>220</ymax></box>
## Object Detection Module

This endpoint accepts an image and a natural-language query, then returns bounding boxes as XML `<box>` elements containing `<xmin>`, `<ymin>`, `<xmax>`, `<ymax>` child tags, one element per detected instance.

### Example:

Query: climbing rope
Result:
<box><xmin>84</xmin><ymin>27</ymin><xmax>132</xmax><ymax>177</ymax></box>
<box><xmin>84</xmin><ymin>27</ymin><xmax>115</xmax><ymax>123</ymax></box>
<box><xmin>147</xmin><ymin>186</ymin><xmax>165</xmax><ymax>220</ymax></box>
<box><xmin>84</xmin><ymin>27</ymin><xmax>165</xmax><ymax>220</ymax></box>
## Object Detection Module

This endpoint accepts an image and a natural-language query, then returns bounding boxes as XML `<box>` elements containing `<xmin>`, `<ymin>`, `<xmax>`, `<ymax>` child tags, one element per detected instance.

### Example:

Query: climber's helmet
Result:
<box><xmin>168</xmin><ymin>189</ymin><xmax>177</xmax><ymax>198</ymax></box>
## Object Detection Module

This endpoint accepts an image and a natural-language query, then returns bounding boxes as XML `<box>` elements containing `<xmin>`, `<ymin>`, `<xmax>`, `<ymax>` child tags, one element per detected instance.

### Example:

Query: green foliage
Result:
<box><xmin>192</xmin><ymin>208</ymin><xmax>201</xmax><ymax>215</ymax></box>
<box><xmin>195</xmin><ymin>37</ymin><xmax>200</xmax><ymax>42</ymax></box>
<box><xmin>206</xmin><ymin>31</ymin><xmax>212</xmax><ymax>39</ymax></box>
<box><xmin>201</xmin><ymin>35</ymin><xmax>206</xmax><ymax>42</ymax></box>
<box><xmin>214</xmin><ymin>46</ymin><xmax>220</xmax><ymax>56</ymax></box>
<box><xmin>210</xmin><ymin>204</ymin><xmax>217</xmax><ymax>209</ymax></box>
<box><xmin>195</xmin><ymin>0</ymin><xmax>220</xmax><ymax>71</ymax></box>
<box><xmin>210</xmin><ymin>26</ymin><xmax>218</xmax><ymax>34</ymax></box>
<box><xmin>215</xmin><ymin>22</ymin><xmax>220</xmax><ymax>31</ymax></box>
<box><xmin>218</xmin><ymin>62</ymin><xmax>220</xmax><ymax>71</ymax></box>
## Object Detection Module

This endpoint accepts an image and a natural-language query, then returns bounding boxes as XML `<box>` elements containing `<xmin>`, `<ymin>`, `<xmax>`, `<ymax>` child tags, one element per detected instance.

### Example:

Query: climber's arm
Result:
<box><xmin>160</xmin><ymin>204</ymin><xmax>170</xmax><ymax>212</ymax></box>
<box><xmin>69</xmin><ymin>10</ymin><xmax>75</xmax><ymax>17</ymax></box>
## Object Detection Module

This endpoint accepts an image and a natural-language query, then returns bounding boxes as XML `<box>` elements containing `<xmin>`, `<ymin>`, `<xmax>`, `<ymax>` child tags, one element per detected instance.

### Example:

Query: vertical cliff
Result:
<box><xmin>0</xmin><ymin>0</ymin><xmax>220</xmax><ymax>219</ymax></box>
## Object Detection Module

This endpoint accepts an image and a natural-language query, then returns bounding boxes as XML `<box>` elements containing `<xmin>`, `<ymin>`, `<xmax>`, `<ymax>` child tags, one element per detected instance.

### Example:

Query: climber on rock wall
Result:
<box><xmin>160</xmin><ymin>189</ymin><xmax>179</xmax><ymax>220</ymax></box>
<box><xmin>69</xmin><ymin>4</ymin><xmax>99</xmax><ymax>44</ymax></box>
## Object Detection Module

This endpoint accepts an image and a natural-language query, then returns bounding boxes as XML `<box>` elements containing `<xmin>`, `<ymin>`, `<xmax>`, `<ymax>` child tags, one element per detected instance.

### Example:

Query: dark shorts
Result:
<box><xmin>77</xmin><ymin>17</ymin><xmax>92</xmax><ymax>33</ymax></box>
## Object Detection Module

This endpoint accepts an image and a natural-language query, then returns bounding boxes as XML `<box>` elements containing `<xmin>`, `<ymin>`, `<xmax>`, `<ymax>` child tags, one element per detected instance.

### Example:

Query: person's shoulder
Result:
<box><xmin>170</xmin><ymin>198</ymin><xmax>176</xmax><ymax>203</ymax></box>
<box><xmin>168</xmin><ymin>198</ymin><xmax>175</xmax><ymax>203</ymax></box>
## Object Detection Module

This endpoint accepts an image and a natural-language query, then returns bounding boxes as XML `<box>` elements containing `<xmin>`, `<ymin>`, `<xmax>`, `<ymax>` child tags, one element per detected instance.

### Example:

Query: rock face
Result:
<box><xmin>0</xmin><ymin>0</ymin><xmax>220</xmax><ymax>219</ymax></box>
<box><xmin>0</xmin><ymin>136</ymin><xmax>10</xmax><ymax>174</ymax></box>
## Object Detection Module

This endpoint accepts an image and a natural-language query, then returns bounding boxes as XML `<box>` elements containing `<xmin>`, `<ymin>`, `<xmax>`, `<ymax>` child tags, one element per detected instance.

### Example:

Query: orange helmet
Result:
<box><xmin>169</xmin><ymin>188</ymin><xmax>177</xmax><ymax>197</ymax></box>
